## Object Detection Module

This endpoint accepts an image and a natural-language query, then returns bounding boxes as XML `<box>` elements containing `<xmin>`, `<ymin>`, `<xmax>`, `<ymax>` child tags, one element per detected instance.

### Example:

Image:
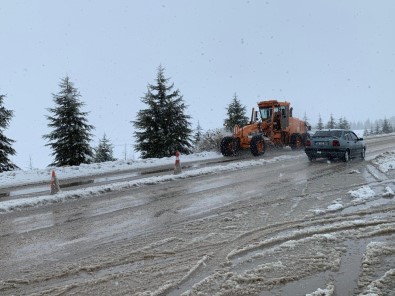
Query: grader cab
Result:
<box><xmin>221</xmin><ymin>100</ymin><xmax>310</xmax><ymax>156</ymax></box>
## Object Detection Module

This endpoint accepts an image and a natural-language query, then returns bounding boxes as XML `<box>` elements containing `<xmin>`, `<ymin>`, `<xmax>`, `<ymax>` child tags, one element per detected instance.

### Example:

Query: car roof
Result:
<box><xmin>318</xmin><ymin>129</ymin><xmax>346</xmax><ymax>131</ymax></box>
<box><xmin>312</xmin><ymin>129</ymin><xmax>346</xmax><ymax>137</ymax></box>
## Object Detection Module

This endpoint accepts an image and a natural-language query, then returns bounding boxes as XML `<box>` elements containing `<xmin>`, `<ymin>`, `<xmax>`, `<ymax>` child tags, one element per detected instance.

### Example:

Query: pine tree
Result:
<box><xmin>224</xmin><ymin>93</ymin><xmax>249</xmax><ymax>132</ymax></box>
<box><xmin>343</xmin><ymin>117</ymin><xmax>350</xmax><ymax>129</ymax></box>
<box><xmin>94</xmin><ymin>134</ymin><xmax>115</xmax><ymax>162</ymax></box>
<box><xmin>326</xmin><ymin>113</ymin><xmax>336</xmax><ymax>129</ymax></box>
<box><xmin>43</xmin><ymin>76</ymin><xmax>95</xmax><ymax>167</ymax></box>
<box><xmin>316</xmin><ymin>114</ymin><xmax>324</xmax><ymax>130</ymax></box>
<box><xmin>375</xmin><ymin>121</ymin><xmax>381</xmax><ymax>135</ymax></box>
<box><xmin>193</xmin><ymin>121</ymin><xmax>203</xmax><ymax>145</ymax></box>
<box><xmin>337</xmin><ymin>116</ymin><xmax>350</xmax><ymax>129</ymax></box>
<box><xmin>390</xmin><ymin>116</ymin><xmax>395</xmax><ymax>130</ymax></box>
<box><xmin>0</xmin><ymin>94</ymin><xmax>18</xmax><ymax>172</ymax></box>
<box><xmin>133</xmin><ymin>66</ymin><xmax>193</xmax><ymax>158</ymax></box>
<box><xmin>370</xmin><ymin>125</ymin><xmax>374</xmax><ymax>135</ymax></box>
<box><xmin>390</xmin><ymin>124</ymin><xmax>394</xmax><ymax>134</ymax></box>
<box><xmin>337</xmin><ymin>117</ymin><xmax>343</xmax><ymax>129</ymax></box>
<box><xmin>364</xmin><ymin>119</ymin><xmax>372</xmax><ymax>130</ymax></box>
<box><xmin>382</xmin><ymin>118</ymin><xmax>392</xmax><ymax>134</ymax></box>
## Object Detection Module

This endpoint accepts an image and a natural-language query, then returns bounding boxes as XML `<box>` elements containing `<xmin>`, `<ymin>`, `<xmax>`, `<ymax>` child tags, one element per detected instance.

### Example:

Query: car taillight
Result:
<box><xmin>332</xmin><ymin>140</ymin><xmax>340</xmax><ymax>147</ymax></box>
<box><xmin>305</xmin><ymin>139</ymin><xmax>311</xmax><ymax>147</ymax></box>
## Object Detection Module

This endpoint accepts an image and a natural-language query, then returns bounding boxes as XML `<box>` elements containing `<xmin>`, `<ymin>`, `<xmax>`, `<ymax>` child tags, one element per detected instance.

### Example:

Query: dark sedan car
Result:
<box><xmin>305</xmin><ymin>129</ymin><xmax>366</xmax><ymax>162</ymax></box>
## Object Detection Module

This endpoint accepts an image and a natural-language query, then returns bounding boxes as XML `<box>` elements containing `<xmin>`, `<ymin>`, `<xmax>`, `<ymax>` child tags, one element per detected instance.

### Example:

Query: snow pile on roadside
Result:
<box><xmin>327</xmin><ymin>201</ymin><xmax>343</xmax><ymax>212</ymax></box>
<box><xmin>372</xmin><ymin>151</ymin><xmax>395</xmax><ymax>173</ymax></box>
<box><xmin>360</xmin><ymin>269</ymin><xmax>395</xmax><ymax>296</ymax></box>
<box><xmin>349</xmin><ymin>186</ymin><xmax>375</xmax><ymax>200</ymax></box>
<box><xmin>382</xmin><ymin>186</ymin><xmax>394</xmax><ymax>197</ymax></box>
<box><xmin>0</xmin><ymin>151</ymin><xmax>221</xmax><ymax>188</ymax></box>
<box><xmin>358</xmin><ymin>242</ymin><xmax>395</xmax><ymax>296</ymax></box>
<box><xmin>306</xmin><ymin>284</ymin><xmax>334</xmax><ymax>296</ymax></box>
<box><xmin>312</xmin><ymin>200</ymin><xmax>344</xmax><ymax>215</ymax></box>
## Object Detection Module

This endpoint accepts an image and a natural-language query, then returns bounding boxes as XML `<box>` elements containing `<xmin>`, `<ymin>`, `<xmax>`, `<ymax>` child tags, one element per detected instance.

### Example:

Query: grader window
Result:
<box><xmin>280</xmin><ymin>106</ymin><xmax>286</xmax><ymax>117</ymax></box>
<box><xmin>260</xmin><ymin>107</ymin><xmax>272</xmax><ymax>120</ymax></box>
<box><xmin>260</xmin><ymin>106</ymin><xmax>287</xmax><ymax>121</ymax></box>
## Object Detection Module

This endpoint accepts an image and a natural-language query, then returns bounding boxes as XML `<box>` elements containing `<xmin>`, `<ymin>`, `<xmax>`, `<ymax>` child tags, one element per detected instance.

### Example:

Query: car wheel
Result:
<box><xmin>343</xmin><ymin>150</ymin><xmax>350</xmax><ymax>162</ymax></box>
<box><xmin>360</xmin><ymin>148</ymin><xmax>366</xmax><ymax>160</ymax></box>
<box><xmin>308</xmin><ymin>156</ymin><xmax>316</xmax><ymax>162</ymax></box>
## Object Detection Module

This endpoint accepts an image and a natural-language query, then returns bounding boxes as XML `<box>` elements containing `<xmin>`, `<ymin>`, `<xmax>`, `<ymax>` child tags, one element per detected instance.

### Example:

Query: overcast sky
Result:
<box><xmin>1</xmin><ymin>0</ymin><xmax>394</xmax><ymax>169</ymax></box>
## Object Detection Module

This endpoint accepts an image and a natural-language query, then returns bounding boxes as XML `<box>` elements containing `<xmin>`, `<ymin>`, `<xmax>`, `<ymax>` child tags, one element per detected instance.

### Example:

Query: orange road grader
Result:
<box><xmin>221</xmin><ymin>100</ymin><xmax>311</xmax><ymax>156</ymax></box>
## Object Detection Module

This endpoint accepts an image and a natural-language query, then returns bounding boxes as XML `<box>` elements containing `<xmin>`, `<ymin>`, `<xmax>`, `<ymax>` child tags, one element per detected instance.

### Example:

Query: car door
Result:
<box><xmin>350</xmin><ymin>131</ymin><xmax>362</xmax><ymax>156</ymax></box>
<box><xmin>343</xmin><ymin>131</ymin><xmax>356</xmax><ymax>157</ymax></box>
<box><xmin>348</xmin><ymin>131</ymin><xmax>362</xmax><ymax>157</ymax></box>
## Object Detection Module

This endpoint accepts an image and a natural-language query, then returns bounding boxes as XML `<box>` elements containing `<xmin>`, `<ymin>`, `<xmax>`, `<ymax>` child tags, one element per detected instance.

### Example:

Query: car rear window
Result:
<box><xmin>312</xmin><ymin>130</ymin><xmax>343</xmax><ymax>138</ymax></box>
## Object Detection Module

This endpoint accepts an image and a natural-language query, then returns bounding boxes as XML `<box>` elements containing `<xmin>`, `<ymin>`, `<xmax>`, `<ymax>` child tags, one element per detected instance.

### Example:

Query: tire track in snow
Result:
<box><xmin>166</xmin><ymin>203</ymin><xmax>395</xmax><ymax>295</ymax></box>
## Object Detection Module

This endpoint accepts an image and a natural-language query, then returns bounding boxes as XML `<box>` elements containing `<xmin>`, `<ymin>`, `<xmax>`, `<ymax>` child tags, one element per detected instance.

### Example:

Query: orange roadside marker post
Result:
<box><xmin>50</xmin><ymin>170</ymin><xmax>61</xmax><ymax>194</ymax></box>
<box><xmin>174</xmin><ymin>150</ymin><xmax>182</xmax><ymax>175</ymax></box>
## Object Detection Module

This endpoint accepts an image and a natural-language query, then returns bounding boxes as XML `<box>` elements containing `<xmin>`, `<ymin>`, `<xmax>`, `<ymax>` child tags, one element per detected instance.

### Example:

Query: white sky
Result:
<box><xmin>1</xmin><ymin>1</ymin><xmax>395</xmax><ymax>169</ymax></box>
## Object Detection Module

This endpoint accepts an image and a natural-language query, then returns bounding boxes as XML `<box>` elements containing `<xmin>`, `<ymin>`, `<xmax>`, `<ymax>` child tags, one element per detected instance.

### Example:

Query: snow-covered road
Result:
<box><xmin>0</xmin><ymin>135</ymin><xmax>395</xmax><ymax>296</ymax></box>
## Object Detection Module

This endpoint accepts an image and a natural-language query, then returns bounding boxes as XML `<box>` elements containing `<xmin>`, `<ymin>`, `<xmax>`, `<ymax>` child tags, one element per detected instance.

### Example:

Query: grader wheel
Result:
<box><xmin>250</xmin><ymin>135</ymin><xmax>266</xmax><ymax>156</ymax></box>
<box><xmin>220</xmin><ymin>136</ymin><xmax>239</xmax><ymax>156</ymax></box>
<box><xmin>290</xmin><ymin>134</ymin><xmax>304</xmax><ymax>150</ymax></box>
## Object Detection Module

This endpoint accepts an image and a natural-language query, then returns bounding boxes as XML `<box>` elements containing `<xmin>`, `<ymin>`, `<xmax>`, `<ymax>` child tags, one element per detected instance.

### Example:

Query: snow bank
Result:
<box><xmin>372</xmin><ymin>151</ymin><xmax>395</xmax><ymax>173</ymax></box>
<box><xmin>305</xmin><ymin>284</ymin><xmax>334</xmax><ymax>296</ymax></box>
<box><xmin>349</xmin><ymin>186</ymin><xmax>375</xmax><ymax>200</ymax></box>
<box><xmin>312</xmin><ymin>200</ymin><xmax>344</xmax><ymax>215</ymax></box>
<box><xmin>358</xmin><ymin>242</ymin><xmax>395</xmax><ymax>296</ymax></box>
<box><xmin>326</xmin><ymin>202</ymin><xmax>343</xmax><ymax>212</ymax></box>
<box><xmin>360</xmin><ymin>269</ymin><xmax>395</xmax><ymax>296</ymax></box>
<box><xmin>382</xmin><ymin>186</ymin><xmax>394</xmax><ymax>197</ymax></box>
<box><xmin>0</xmin><ymin>152</ymin><xmax>221</xmax><ymax>188</ymax></box>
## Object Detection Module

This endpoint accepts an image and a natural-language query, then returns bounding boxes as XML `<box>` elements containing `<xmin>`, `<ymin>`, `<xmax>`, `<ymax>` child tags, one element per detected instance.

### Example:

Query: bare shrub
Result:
<box><xmin>194</xmin><ymin>128</ymin><xmax>230</xmax><ymax>153</ymax></box>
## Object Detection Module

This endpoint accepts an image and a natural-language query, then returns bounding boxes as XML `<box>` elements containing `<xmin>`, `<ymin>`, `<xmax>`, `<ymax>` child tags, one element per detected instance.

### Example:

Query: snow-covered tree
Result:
<box><xmin>0</xmin><ymin>94</ymin><xmax>18</xmax><ymax>172</ymax></box>
<box><xmin>43</xmin><ymin>76</ymin><xmax>95</xmax><ymax>167</ymax></box>
<box><xmin>325</xmin><ymin>113</ymin><xmax>336</xmax><ymax>129</ymax></box>
<box><xmin>337</xmin><ymin>116</ymin><xmax>350</xmax><ymax>129</ymax></box>
<box><xmin>382</xmin><ymin>118</ymin><xmax>392</xmax><ymax>134</ymax></box>
<box><xmin>370</xmin><ymin>125</ymin><xmax>374</xmax><ymax>135</ymax></box>
<box><xmin>193</xmin><ymin>121</ymin><xmax>203</xmax><ymax>145</ymax></box>
<box><xmin>133</xmin><ymin>66</ymin><xmax>193</xmax><ymax>158</ymax></box>
<box><xmin>364</xmin><ymin>119</ymin><xmax>372</xmax><ymax>130</ymax></box>
<box><xmin>390</xmin><ymin>116</ymin><xmax>395</xmax><ymax>130</ymax></box>
<box><xmin>224</xmin><ymin>93</ymin><xmax>249</xmax><ymax>132</ymax></box>
<box><xmin>94</xmin><ymin>134</ymin><xmax>115</xmax><ymax>162</ymax></box>
<box><xmin>316</xmin><ymin>114</ymin><xmax>324</xmax><ymax>130</ymax></box>
<box><xmin>374</xmin><ymin>121</ymin><xmax>381</xmax><ymax>135</ymax></box>
<box><xmin>194</xmin><ymin>128</ymin><xmax>228</xmax><ymax>153</ymax></box>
